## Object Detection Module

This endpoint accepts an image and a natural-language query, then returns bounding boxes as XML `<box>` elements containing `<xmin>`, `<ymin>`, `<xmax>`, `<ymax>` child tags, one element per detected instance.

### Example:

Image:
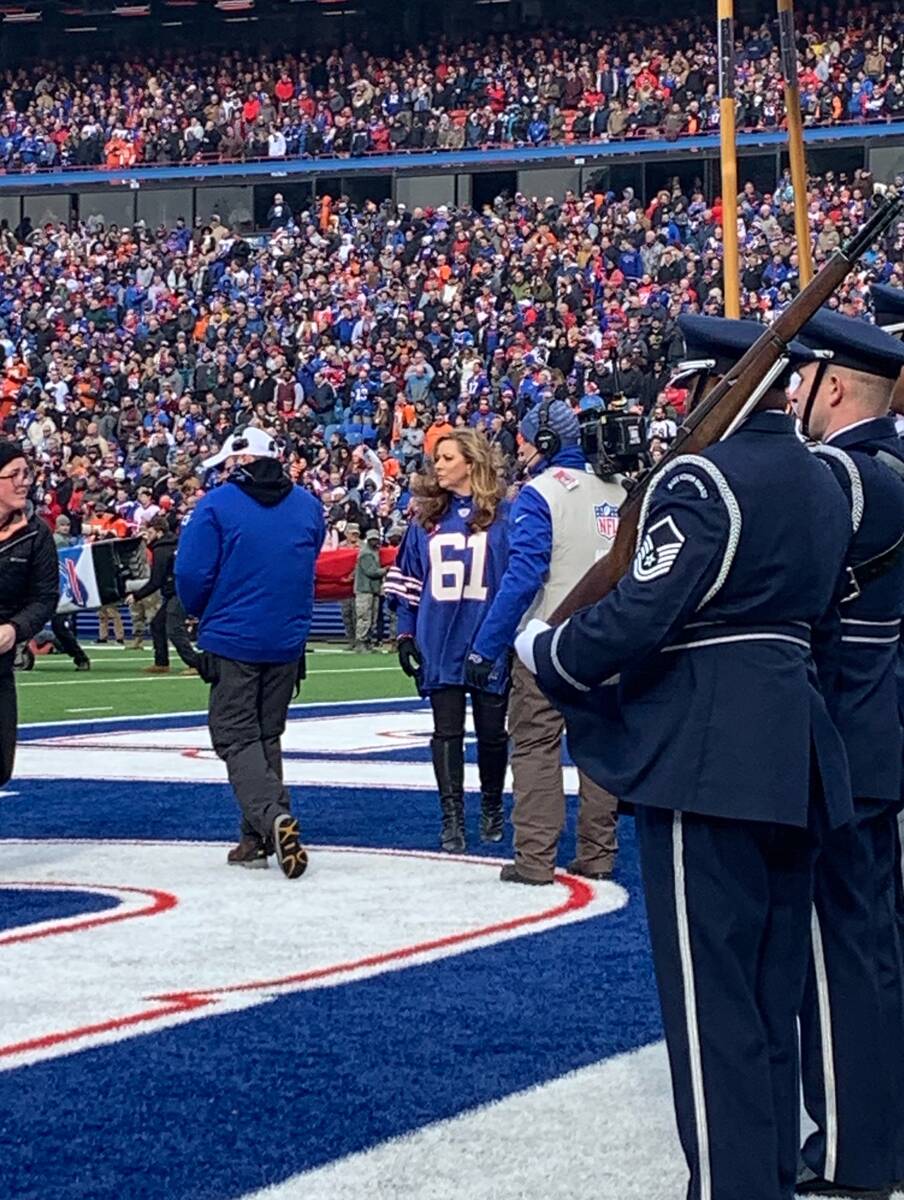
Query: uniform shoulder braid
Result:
<box><xmin>809</xmin><ymin>444</ymin><xmax>864</xmax><ymax>534</ymax></box>
<box><xmin>636</xmin><ymin>454</ymin><xmax>742</xmax><ymax>606</ymax></box>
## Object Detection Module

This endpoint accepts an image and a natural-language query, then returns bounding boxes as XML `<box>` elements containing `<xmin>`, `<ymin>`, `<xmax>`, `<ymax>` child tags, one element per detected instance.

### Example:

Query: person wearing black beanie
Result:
<box><xmin>0</xmin><ymin>441</ymin><xmax>58</xmax><ymax>784</ymax></box>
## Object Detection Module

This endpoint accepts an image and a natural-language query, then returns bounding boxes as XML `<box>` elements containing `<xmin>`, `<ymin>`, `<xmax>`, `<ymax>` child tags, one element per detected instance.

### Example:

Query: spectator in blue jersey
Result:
<box><xmin>385</xmin><ymin>429</ymin><xmax>510</xmax><ymax>854</ymax></box>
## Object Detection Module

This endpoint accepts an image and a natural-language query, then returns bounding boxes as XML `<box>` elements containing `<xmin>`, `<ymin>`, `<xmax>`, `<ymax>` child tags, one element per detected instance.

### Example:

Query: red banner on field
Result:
<box><xmin>314</xmin><ymin>545</ymin><xmax>398</xmax><ymax>601</ymax></box>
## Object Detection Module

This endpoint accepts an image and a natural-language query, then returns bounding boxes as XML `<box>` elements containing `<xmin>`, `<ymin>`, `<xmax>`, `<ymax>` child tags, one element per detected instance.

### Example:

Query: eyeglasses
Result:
<box><xmin>0</xmin><ymin>469</ymin><xmax>33</xmax><ymax>485</ymax></box>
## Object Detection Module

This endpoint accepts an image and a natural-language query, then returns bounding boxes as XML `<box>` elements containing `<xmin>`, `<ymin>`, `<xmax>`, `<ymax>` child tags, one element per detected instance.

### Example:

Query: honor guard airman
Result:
<box><xmin>872</xmin><ymin>286</ymin><xmax>904</xmax><ymax>1104</ymax></box>
<box><xmin>515</xmin><ymin>316</ymin><xmax>854</xmax><ymax>1200</ymax></box>
<box><xmin>790</xmin><ymin>309</ymin><xmax>904</xmax><ymax>1200</ymax></box>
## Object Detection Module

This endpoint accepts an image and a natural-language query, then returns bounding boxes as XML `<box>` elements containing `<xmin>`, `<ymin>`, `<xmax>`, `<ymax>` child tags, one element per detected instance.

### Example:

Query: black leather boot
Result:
<box><xmin>480</xmin><ymin>793</ymin><xmax>504</xmax><ymax>842</ymax></box>
<box><xmin>476</xmin><ymin>735</ymin><xmax>507</xmax><ymax>843</ymax></box>
<box><xmin>431</xmin><ymin>735</ymin><xmax>465</xmax><ymax>852</ymax></box>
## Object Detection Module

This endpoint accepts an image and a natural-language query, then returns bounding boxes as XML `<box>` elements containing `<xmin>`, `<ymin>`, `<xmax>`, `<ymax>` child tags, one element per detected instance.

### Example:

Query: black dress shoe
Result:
<box><xmin>796</xmin><ymin>1165</ymin><xmax>892</xmax><ymax>1198</ymax></box>
<box><xmin>566</xmin><ymin>859</ymin><xmax>613</xmax><ymax>881</ymax></box>
<box><xmin>499</xmin><ymin>863</ymin><xmax>553</xmax><ymax>886</ymax></box>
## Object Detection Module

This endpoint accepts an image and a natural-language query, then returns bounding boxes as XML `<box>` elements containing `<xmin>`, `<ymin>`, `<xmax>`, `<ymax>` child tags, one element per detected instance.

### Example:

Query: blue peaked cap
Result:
<box><xmin>795</xmin><ymin>308</ymin><xmax>904</xmax><ymax>380</ymax></box>
<box><xmin>871</xmin><ymin>283</ymin><xmax>904</xmax><ymax>332</ymax></box>
<box><xmin>678</xmin><ymin>315</ymin><xmax>817</xmax><ymax>373</ymax></box>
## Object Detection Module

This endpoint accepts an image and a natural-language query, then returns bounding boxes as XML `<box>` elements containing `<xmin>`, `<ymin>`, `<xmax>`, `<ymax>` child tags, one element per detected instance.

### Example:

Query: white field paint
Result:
<box><xmin>0</xmin><ymin>839</ymin><xmax>625</xmax><ymax>1072</ymax></box>
<box><xmin>14</xmin><ymin>708</ymin><xmax>583</xmax><ymax>792</ymax></box>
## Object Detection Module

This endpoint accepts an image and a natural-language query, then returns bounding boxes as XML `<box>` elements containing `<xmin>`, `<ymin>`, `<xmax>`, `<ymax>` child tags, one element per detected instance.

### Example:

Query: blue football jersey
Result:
<box><xmin>385</xmin><ymin>499</ymin><xmax>510</xmax><ymax>694</ymax></box>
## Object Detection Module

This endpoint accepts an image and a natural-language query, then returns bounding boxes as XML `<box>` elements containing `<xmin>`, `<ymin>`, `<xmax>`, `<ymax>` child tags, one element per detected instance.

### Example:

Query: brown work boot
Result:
<box><xmin>227</xmin><ymin>836</ymin><xmax>269</xmax><ymax>869</ymax></box>
<box><xmin>144</xmin><ymin>665</ymin><xmax>170</xmax><ymax>674</ymax></box>
<box><xmin>499</xmin><ymin>863</ymin><xmax>553</xmax><ymax>886</ymax></box>
<box><xmin>129</xmin><ymin>640</ymin><xmax>144</xmax><ymax>651</ymax></box>
<box><xmin>273</xmin><ymin>814</ymin><xmax>308</xmax><ymax>880</ymax></box>
<box><xmin>566</xmin><ymin>859</ymin><xmax>614</xmax><ymax>881</ymax></box>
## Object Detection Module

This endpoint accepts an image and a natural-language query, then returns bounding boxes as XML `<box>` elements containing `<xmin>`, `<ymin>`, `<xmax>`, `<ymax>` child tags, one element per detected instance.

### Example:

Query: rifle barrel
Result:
<box><xmin>548</xmin><ymin>193</ymin><xmax>904</xmax><ymax>624</ymax></box>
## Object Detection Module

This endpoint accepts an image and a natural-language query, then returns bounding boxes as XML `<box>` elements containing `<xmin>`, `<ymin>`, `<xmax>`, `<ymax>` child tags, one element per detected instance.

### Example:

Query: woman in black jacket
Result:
<box><xmin>0</xmin><ymin>443</ymin><xmax>58</xmax><ymax>783</ymax></box>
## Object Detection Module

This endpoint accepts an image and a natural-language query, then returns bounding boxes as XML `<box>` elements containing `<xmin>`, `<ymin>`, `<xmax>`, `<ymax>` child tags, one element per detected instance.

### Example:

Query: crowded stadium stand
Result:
<box><xmin>0</xmin><ymin>6</ymin><xmax>899</xmax><ymax>175</ymax></box>
<box><xmin>2</xmin><ymin>0</ymin><xmax>903</xmax><ymax>650</ymax></box>
<box><xmin>11</xmin><ymin>167</ymin><xmax>903</xmax><ymax>576</ymax></box>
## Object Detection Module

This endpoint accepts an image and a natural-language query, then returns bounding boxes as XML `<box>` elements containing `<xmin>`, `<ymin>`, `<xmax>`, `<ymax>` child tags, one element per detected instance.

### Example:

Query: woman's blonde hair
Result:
<box><xmin>411</xmin><ymin>428</ymin><xmax>506</xmax><ymax>533</ymax></box>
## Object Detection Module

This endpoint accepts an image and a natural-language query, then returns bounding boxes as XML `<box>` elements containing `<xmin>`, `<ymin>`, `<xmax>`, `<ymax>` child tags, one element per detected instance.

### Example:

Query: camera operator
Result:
<box><xmin>0</xmin><ymin>442</ymin><xmax>58</xmax><ymax>784</ymax></box>
<box><xmin>128</xmin><ymin>515</ymin><xmax>200</xmax><ymax>676</ymax></box>
<box><xmin>466</xmin><ymin>399</ymin><xmax>626</xmax><ymax>885</ymax></box>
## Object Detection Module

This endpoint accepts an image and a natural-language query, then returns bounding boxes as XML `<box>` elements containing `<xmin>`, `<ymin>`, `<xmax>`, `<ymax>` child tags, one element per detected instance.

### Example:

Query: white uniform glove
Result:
<box><xmin>514</xmin><ymin>618</ymin><xmax>552</xmax><ymax>675</ymax></box>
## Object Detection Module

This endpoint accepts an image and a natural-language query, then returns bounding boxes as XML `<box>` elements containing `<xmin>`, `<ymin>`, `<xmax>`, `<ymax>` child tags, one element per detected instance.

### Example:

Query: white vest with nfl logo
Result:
<box><xmin>519</xmin><ymin>463</ymin><xmax>627</xmax><ymax>630</ymax></box>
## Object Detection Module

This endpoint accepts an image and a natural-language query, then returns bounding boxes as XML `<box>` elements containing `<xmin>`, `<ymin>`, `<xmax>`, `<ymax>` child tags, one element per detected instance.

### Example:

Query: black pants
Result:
<box><xmin>635</xmin><ymin>806</ymin><xmax>816</xmax><ymax>1200</ymax></box>
<box><xmin>51</xmin><ymin>614</ymin><xmax>88</xmax><ymax>666</ymax></box>
<box><xmin>0</xmin><ymin>668</ymin><xmax>15</xmax><ymax>786</ymax></box>
<box><xmin>150</xmin><ymin>595</ymin><xmax>200</xmax><ymax>669</ymax></box>
<box><xmin>207</xmin><ymin>655</ymin><xmax>299</xmax><ymax>839</ymax></box>
<box><xmin>429</xmin><ymin>686</ymin><xmax>509</xmax><ymax>799</ymax></box>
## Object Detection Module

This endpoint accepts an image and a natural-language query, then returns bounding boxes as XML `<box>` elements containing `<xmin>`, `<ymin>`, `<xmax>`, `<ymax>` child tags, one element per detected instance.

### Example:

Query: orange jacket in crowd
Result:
<box><xmin>423</xmin><ymin>419</ymin><xmax>454</xmax><ymax>459</ymax></box>
<box><xmin>104</xmin><ymin>135</ymin><xmax>137</xmax><ymax>168</ymax></box>
<box><xmin>81</xmin><ymin>512</ymin><xmax>130</xmax><ymax>540</ymax></box>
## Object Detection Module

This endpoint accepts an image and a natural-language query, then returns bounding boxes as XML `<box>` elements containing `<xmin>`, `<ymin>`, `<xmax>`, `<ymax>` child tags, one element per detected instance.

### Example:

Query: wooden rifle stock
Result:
<box><xmin>550</xmin><ymin>194</ymin><xmax>904</xmax><ymax>624</ymax></box>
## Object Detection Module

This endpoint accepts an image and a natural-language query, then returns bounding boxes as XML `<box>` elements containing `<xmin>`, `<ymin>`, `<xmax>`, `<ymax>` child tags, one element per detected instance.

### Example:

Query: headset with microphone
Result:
<box><xmin>533</xmin><ymin>397</ymin><xmax>561</xmax><ymax>460</ymax></box>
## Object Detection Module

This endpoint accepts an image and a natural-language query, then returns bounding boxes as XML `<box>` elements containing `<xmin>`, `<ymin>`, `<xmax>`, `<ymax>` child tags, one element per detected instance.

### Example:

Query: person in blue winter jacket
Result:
<box><xmin>384</xmin><ymin>428</ymin><xmax>510</xmax><ymax>854</ymax></box>
<box><xmin>466</xmin><ymin>399</ymin><xmax>625</xmax><ymax>886</ymax></box>
<box><xmin>176</xmin><ymin>426</ymin><xmax>326</xmax><ymax>880</ymax></box>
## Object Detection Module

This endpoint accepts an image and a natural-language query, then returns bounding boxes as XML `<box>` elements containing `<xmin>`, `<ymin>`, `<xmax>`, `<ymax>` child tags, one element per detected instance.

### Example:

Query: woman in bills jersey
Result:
<box><xmin>385</xmin><ymin>430</ymin><xmax>510</xmax><ymax>853</ymax></box>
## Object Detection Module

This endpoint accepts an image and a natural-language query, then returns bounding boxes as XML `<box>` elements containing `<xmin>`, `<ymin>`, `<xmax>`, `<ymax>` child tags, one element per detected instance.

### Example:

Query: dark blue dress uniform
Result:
<box><xmin>872</xmin><ymin>287</ymin><xmax>904</xmax><ymax>1177</ymax></box>
<box><xmin>872</xmin><ymin>282</ymin><xmax>904</xmax><ymax>337</ymax></box>
<box><xmin>527</xmin><ymin>319</ymin><xmax>853</xmax><ymax>1200</ymax></box>
<box><xmin>792</xmin><ymin>308</ymin><xmax>904</xmax><ymax>1192</ymax></box>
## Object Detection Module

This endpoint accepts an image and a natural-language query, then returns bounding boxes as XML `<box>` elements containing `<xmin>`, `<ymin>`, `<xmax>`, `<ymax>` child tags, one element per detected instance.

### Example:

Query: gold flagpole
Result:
<box><xmin>718</xmin><ymin>0</ymin><xmax>741</xmax><ymax>317</ymax></box>
<box><xmin>777</xmin><ymin>0</ymin><xmax>813</xmax><ymax>285</ymax></box>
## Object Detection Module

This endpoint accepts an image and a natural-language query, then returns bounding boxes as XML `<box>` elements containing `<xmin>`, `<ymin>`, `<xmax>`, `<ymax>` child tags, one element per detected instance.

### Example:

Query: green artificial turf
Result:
<box><xmin>18</xmin><ymin>644</ymin><xmax>415</xmax><ymax>724</ymax></box>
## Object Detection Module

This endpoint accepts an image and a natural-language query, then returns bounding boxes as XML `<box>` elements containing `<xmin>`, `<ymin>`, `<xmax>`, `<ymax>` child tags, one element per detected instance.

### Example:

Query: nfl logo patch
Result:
<box><xmin>594</xmin><ymin>503</ymin><xmax>619</xmax><ymax>539</ymax></box>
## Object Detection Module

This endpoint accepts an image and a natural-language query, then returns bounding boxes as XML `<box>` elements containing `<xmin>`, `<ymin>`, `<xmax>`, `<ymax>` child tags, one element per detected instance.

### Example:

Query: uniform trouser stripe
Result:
<box><xmin>810</xmin><ymin>908</ymin><xmax>838</xmax><ymax>1181</ymax></box>
<box><xmin>672</xmin><ymin>812</ymin><xmax>712</xmax><ymax>1200</ymax></box>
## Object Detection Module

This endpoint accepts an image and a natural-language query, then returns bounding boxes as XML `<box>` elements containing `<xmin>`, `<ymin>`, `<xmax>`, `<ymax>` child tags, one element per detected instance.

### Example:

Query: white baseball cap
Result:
<box><xmin>202</xmin><ymin>427</ymin><xmax>279</xmax><ymax>470</ymax></box>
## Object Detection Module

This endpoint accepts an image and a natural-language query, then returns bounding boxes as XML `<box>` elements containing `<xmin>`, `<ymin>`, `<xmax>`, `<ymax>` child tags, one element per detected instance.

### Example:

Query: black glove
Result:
<box><xmin>398</xmin><ymin>637</ymin><xmax>423</xmax><ymax>679</ymax></box>
<box><xmin>464</xmin><ymin>651</ymin><xmax>495</xmax><ymax>690</ymax></box>
<box><xmin>196</xmin><ymin>651</ymin><xmax>220</xmax><ymax>685</ymax></box>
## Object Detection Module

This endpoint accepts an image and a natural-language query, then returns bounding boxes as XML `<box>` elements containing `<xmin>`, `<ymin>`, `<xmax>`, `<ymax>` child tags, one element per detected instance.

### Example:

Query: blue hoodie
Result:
<box><xmin>176</xmin><ymin>460</ymin><xmax>326</xmax><ymax>663</ymax></box>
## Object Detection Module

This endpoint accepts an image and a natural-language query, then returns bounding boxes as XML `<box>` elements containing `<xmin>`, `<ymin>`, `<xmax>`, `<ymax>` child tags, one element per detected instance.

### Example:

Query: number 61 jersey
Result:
<box><xmin>385</xmin><ymin>499</ymin><xmax>510</xmax><ymax>694</ymax></box>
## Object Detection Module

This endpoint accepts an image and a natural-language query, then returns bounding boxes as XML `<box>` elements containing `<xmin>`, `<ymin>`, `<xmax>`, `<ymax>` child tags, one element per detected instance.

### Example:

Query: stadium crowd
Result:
<box><xmin>0</xmin><ymin>6</ymin><xmax>903</xmax><ymax>171</ymax></box>
<box><xmin>4</xmin><ymin>165</ymin><xmax>901</xmax><ymax>558</ymax></box>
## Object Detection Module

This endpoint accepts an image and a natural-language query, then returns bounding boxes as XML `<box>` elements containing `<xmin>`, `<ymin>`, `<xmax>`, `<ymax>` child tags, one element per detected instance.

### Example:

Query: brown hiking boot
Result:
<box><xmin>273</xmin><ymin>814</ymin><xmax>308</xmax><ymax>880</ymax></box>
<box><xmin>144</xmin><ymin>665</ymin><xmax>170</xmax><ymax>674</ymax></box>
<box><xmin>227</xmin><ymin>836</ymin><xmax>269</xmax><ymax>869</ymax></box>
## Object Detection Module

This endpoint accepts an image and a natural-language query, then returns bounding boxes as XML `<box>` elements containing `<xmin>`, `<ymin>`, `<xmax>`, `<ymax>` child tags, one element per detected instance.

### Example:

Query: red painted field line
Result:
<box><xmin>0</xmin><ymin>997</ymin><xmax>213</xmax><ymax>1059</ymax></box>
<box><xmin>155</xmin><ymin>872</ymin><xmax>593</xmax><ymax>1002</ymax></box>
<box><xmin>0</xmin><ymin>883</ymin><xmax>177</xmax><ymax>946</ymax></box>
<box><xmin>0</xmin><ymin>853</ymin><xmax>594</xmax><ymax>1061</ymax></box>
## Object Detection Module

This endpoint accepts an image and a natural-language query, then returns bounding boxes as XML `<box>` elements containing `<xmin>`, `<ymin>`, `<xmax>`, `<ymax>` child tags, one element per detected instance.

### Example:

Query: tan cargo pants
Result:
<box><xmin>130</xmin><ymin>591</ymin><xmax>161</xmax><ymax>646</ymax></box>
<box><xmin>508</xmin><ymin>658</ymin><xmax>618</xmax><ymax>882</ymax></box>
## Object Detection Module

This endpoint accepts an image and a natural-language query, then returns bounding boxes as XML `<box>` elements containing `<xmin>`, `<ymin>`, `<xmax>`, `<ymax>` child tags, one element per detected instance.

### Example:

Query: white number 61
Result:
<box><xmin>429</xmin><ymin>532</ymin><xmax>489</xmax><ymax>602</ymax></box>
